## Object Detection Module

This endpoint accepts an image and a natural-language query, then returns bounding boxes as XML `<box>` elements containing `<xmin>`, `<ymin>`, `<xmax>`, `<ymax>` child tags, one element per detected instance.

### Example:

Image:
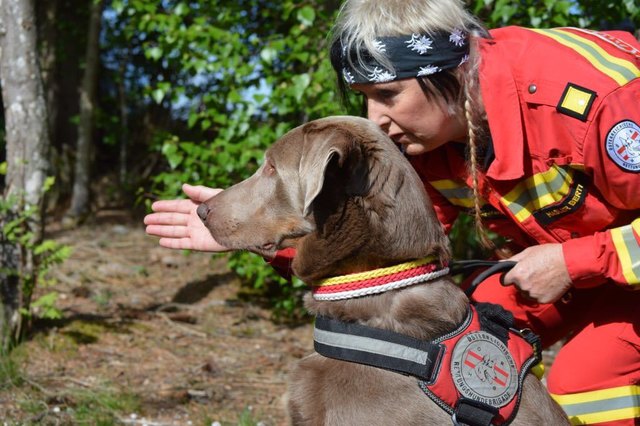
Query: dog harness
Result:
<box><xmin>311</xmin><ymin>260</ymin><xmax>542</xmax><ymax>426</ymax></box>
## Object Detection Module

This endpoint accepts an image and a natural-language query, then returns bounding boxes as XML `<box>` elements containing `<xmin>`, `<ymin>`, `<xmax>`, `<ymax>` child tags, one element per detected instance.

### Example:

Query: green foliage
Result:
<box><xmin>116</xmin><ymin>0</ymin><xmax>345</xmax><ymax>317</ymax></box>
<box><xmin>469</xmin><ymin>0</ymin><xmax>639</xmax><ymax>29</ymax></box>
<box><xmin>0</xmin><ymin>181</ymin><xmax>72</xmax><ymax>324</ymax></box>
<box><xmin>67</xmin><ymin>386</ymin><xmax>141</xmax><ymax>425</ymax></box>
<box><xmin>228</xmin><ymin>252</ymin><xmax>307</xmax><ymax>320</ymax></box>
<box><xmin>0</xmin><ymin>347</ymin><xmax>25</xmax><ymax>390</ymax></box>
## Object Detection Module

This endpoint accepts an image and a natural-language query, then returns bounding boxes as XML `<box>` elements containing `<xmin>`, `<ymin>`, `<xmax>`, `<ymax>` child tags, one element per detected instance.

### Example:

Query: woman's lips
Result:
<box><xmin>390</xmin><ymin>134</ymin><xmax>409</xmax><ymax>154</ymax></box>
<box><xmin>390</xmin><ymin>133</ymin><xmax>406</xmax><ymax>143</ymax></box>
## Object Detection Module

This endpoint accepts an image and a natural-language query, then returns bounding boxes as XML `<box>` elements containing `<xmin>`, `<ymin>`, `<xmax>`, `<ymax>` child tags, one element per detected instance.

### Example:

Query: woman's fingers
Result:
<box><xmin>144</xmin><ymin>224</ymin><xmax>188</xmax><ymax>239</ymax></box>
<box><xmin>182</xmin><ymin>184</ymin><xmax>222</xmax><ymax>202</ymax></box>
<box><xmin>158</xmin><ymin>236</ymin><xmax>194</xmax><ymax>250</ymax></box>
<box><xmin>150</xmin><ymin>198</ymin><xmax>195</xmax><ymax>214</ymax></box>
<box><xmin>143</xmin><ymin>211</ymin><xmax>190</xmax><ymax>227</ymax></box>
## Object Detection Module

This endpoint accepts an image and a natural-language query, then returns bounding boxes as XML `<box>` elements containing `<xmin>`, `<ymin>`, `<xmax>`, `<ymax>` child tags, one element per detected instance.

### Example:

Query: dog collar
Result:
<box><xmin>311</xmin><ymin>256</ymin><xmax>450</xmax><ymax>301</ymax></box>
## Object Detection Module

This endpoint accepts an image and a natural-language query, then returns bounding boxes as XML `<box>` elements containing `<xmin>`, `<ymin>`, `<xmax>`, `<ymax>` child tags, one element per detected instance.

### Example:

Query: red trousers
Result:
<box><xmin>471</xmin><ymin>277</ymin><xmax>640</xmax><ymax>425</ymax></box>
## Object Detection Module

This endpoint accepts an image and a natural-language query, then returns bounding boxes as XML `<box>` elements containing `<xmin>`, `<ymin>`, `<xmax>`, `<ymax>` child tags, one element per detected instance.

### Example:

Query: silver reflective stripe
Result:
<box><xmin>314</xmin><ymin>327</ymin><xmax>430</xmax><ymax>365</ymax></box>
<box><xmin>560</xmin><ymin>393</ymin><xmax>640</xmax><ymax>417</ymax></box>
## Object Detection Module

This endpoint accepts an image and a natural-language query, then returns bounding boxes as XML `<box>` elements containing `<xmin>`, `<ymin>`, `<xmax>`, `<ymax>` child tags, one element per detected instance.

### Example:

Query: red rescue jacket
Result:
<box><xmin>411</xmin><ymin>26</ymin><xmax>640</xmax><ymax>289</ymax></box>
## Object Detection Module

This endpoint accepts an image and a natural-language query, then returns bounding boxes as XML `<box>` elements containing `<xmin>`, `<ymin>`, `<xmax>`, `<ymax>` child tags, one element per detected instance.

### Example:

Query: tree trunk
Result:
<box><xmin>66</xmin><ymin>0</ymin><xmax>103</xmax><ymax>220</ymax></box>
<box><xmin>0</xmin><ymin>0</ymin><xmax>50</xmax><ymax>347</ymax></box>
<box><xmin>37</xmin><ymin>0</ymin><xmax>59</xmax><ymax>144</ymax></box>
<box><xmin>118</xmin><ymin>59</ymin><xmax>129</xmax><ymax>186</ymax></box>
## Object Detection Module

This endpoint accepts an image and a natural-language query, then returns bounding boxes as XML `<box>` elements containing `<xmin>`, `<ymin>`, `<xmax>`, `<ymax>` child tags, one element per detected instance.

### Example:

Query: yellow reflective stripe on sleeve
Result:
<box><xmin>429</xmin><ymin>179</ymin><xmax>476</xmax><ymax>208</ymax></box>
<box><xmin>500</xmin><ymin>166</ymin><xmax>573</xmax><ymax>222</ymax></box>
<box><xmin>531</xmin><ymin>28</ymin><xmax>640</xmax><ymax>86</ymax></box>
<box><xmin>551</xmin><ymin>385</ymin><xmax>640</xmax><ymax>425</ymax></box>
<box><xmin>611</xmin><ymin>218</ymin><xmax>640</xmax><ymax>284</ymax></box>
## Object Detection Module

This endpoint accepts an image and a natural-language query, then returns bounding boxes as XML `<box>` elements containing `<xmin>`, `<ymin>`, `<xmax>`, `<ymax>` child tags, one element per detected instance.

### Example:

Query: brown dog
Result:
<box><xmin>197</xmin><ymin>116</ymin><xmax>568</xmax><ymax>425</ymax></box>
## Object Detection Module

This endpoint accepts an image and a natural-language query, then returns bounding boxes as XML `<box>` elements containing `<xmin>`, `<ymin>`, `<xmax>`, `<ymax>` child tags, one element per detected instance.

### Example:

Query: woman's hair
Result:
<box><xmin>330</xmin><ymin>0</ymin><xmax>496</xmax><ymax>249</ymax></box>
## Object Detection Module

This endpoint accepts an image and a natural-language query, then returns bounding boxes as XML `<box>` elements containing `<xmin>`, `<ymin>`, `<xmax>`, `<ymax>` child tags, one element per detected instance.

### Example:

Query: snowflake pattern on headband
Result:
<box><xmin>417</xmin><ymin>65</ymin><xmax>440</xmax><ymax>76</ymax></box>
<box><xmin>368</xmin><ymin>67</ymin><xmax>396</xmax><ymax>83</ymax></box>
<box><xmin>342</xmin><ymin>68</ymin><xmax>356</xmax><ymax>84</ymax></box>
<box><xmin>373</xmin><ymin>40</ymin><xmax>387</xmax><ymax>52</ymax></box>
<box><xmin>405</xmin><ymin>33</ymin><xmax>433</xmax><ymax>55</ymax></box>
<box><xmin>449</xmin><ymin>29</ymin><xmax>466</xmax><ymax>47</ymax></box>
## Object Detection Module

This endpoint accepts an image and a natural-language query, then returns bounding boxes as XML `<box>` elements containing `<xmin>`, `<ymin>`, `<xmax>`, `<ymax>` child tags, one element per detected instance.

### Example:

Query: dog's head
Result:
<box><xmin>198</xmin><ymin>116</ymin><xmax>450</xmax><ymax>281</ymax></box>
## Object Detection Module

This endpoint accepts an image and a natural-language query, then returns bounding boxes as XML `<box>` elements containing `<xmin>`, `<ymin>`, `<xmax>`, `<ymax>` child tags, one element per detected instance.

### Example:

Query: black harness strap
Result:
<box><xmin>314</xmin><ymin>315</ymin><xmax>447</xmax><ymax>382</ymax></box>
<box><xmin>453</xmin><ymin>398</ymin><xmax>499</xmax><ymax>426</ymax></box>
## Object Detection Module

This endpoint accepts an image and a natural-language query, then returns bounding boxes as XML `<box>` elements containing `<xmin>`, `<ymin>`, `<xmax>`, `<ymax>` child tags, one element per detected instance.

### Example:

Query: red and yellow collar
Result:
<box><xmin>311</xmin><ymin>256</ymin><xmax>450</xmax><ymax>301</ymax></box>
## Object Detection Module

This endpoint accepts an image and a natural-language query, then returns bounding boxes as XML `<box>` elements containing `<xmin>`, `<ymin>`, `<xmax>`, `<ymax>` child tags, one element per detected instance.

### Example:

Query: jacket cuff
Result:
<box><xmin>562</xmin><ymin>237</ymin><xmax>608</xmax><ymax>288</ymax></box>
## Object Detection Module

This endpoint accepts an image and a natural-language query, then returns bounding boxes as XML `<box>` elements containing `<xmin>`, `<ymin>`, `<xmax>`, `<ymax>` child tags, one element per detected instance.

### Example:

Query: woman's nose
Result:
<box><xmin>366</xmin><ymin>101</ymin><xmax>390</xmax><ymax>129</ymax></box>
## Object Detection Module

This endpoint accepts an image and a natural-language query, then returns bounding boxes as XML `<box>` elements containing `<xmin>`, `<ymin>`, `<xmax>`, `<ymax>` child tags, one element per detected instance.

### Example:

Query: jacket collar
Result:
<box><xmin>478</xmin><ymin>36</ymin><xmax>525</xmax><ymax>181</ymax></box>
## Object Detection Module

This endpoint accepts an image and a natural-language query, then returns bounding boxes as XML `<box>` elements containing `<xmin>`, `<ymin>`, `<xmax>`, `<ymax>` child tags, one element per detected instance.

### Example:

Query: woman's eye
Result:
<box><xmin>374</xmin><ymin>90</ymin><xmax>397</xmax><ymax>103</ymax></box>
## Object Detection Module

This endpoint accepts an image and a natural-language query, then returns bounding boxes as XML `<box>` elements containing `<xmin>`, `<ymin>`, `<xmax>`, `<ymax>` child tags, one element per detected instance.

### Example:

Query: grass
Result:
<box><xmin>66</xmin><ymin>386</ymin><xmax>141</xmax><ymax>425</ymax></box>
<box><xmin>0</xmin><ymin>347</ymin><xmax>25</xmax><ymax>389</ymax></box>
<box><xmin>1</xmin><ymin>344</ymin><xmax>142</xmax><ymax>425</ymax></box>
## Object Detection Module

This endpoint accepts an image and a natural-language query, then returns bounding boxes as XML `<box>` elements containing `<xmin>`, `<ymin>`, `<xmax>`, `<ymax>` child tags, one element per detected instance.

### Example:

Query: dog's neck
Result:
<box><xmin>292</xmin><ymin>197</ymin><xmax>394</xmax><ymax>282</ymax></box>
<box><xmin>301</xmin><ymin>253</ymin><xmax>466</xmax><ymax>341</ymax></box>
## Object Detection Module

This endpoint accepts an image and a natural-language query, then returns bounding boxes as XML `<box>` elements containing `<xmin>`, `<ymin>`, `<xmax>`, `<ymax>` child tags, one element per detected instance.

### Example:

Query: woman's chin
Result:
<box><xmin>404</xmin><ymin>143</ymin><xmax>428</xmax><ymax>156</ymax></box>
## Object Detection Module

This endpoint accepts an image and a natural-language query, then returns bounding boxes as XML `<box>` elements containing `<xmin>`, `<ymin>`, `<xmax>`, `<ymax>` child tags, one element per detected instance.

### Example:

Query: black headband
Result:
<box><xmin>340</xmin><ymin>30</ymin><xmax>469</xmax><ymax>84</ymax></box>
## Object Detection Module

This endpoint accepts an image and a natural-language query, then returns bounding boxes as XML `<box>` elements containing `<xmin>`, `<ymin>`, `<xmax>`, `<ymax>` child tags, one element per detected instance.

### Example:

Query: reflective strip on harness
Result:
<box><xmin>314</xmin><ymin>315</ymin><xmax>445</xmax><ymax>381</ymax></box>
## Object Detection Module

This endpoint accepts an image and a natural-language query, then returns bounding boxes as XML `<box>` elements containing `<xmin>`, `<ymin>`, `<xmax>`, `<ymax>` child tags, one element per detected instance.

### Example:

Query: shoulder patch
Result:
<box><xmin>557</xmin><ymin>83</ymin><xmax>596</xmax><ymax>121</ymax></box>
<box><xmin>606</xmin><ymin>120</ymin><xmax>640</xmax><ymax>173</ymax></box>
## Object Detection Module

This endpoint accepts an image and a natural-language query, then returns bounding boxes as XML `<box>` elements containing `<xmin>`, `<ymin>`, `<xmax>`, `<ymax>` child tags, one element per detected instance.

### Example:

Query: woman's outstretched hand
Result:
<box><xmin>144</xmin><ymin>183</ymin><xmax>228</xmax><ymax>252</ymax></box>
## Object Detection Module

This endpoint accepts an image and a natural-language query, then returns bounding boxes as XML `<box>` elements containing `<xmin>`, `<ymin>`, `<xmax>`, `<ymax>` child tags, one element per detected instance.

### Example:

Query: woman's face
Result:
<box><xmin>352</xmin><ymin>79</ymin><xmax>467</xmax><ymax>155</ymax></box>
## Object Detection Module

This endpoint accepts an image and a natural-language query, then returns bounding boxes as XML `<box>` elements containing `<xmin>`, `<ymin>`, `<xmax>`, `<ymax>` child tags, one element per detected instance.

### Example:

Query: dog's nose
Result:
<box><xmin>196</xmin><ymin>203</ymin><xmax>209</xmax><ymax>222</ymax></box>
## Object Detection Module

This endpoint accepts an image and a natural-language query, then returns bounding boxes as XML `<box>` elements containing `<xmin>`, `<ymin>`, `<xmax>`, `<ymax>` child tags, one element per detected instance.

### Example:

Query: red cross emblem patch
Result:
<box><xmin>606</xmin><ymin>120</ymin><xmax>640</xmax><ymax>172</ymax></box>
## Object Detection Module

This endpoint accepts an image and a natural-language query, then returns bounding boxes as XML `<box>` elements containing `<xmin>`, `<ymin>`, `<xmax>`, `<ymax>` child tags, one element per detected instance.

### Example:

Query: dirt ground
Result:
<box><xmin>0</xmin><ymin>210</ymin><xmax>312</xmax><ymax>425</ymax></box>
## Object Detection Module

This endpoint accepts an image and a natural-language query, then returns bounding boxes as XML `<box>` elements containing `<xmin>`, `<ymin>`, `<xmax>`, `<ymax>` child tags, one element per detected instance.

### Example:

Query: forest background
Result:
<box><xmin>0</xmin><ymin>0</ymin><xmax>638</xmax><ymax>424</ymax></box>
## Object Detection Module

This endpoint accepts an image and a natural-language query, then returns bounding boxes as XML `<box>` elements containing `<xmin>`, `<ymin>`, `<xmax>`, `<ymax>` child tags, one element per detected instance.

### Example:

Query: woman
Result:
<box><xmin>145</xmin><ymin>0</ymin><xmax>640</xmax><ymax>423</ymax></box>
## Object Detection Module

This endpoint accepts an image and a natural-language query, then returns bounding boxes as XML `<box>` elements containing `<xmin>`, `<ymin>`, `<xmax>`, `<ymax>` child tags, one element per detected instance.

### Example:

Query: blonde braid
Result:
<box><xmin>461</xmin><ymin>36</ymin><xmax>494</xmax><ymax>251</ymax></box>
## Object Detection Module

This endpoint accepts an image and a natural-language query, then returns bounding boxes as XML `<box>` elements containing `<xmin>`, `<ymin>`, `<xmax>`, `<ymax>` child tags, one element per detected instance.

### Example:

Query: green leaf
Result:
<box><xmin>291</xmin><ymin>73</ymin><xmax>311</xmax><ymax>101</ymax></box>
<box><xmin>146</xmin><ymin>46</ymin><xmax>163</xmax><ymax>61</ymax></box>
<box><xmin>174</xmin><ymin>2</ymin><xmax>188</xmax><ymax>16</ymax></box>
<box><xmin>161</xmin><ymin>142</ymin><xmax>183</xmax><ymax>169</ymax></box>
<box><xmin>260</xmin><ymin>47</ymin><xmax>278</xmax><ymax>64</ymax></box>
<box><xmin>151</xmin><ymin>88</ymin><xmax>166</xmax><ymax>104</ymax></box>
<box><xmin>296</xmin><ymin>6</ymin><xmax>316</xmax><ymax>26</ymax></box>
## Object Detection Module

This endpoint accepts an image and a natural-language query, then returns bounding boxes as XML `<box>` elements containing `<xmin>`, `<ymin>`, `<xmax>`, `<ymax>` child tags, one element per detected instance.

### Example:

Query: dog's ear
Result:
<box><xmin>299</xmin><ymin>124</ymin><xmax>363</xmax><ymax>217</ymax></box>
